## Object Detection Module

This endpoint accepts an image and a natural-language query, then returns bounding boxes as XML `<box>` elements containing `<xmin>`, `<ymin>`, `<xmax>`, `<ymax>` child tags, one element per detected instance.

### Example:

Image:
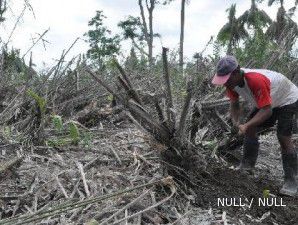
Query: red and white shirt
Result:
<box><xmin>226</xmin><ymin>68</ymin><xmax>298</xmax><ymax>109</ymax></box>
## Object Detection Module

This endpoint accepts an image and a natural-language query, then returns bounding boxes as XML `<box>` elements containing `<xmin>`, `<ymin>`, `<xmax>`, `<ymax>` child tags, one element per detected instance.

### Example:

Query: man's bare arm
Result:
<box><xmin>230</xmin><ymin>99</ymin><xmax>241</xmax><ymax>126</ymax></box>
<box><xmin>245</xmin><ymin>105</ymin><xmax>272</xmax><ymax>128</ymax></box>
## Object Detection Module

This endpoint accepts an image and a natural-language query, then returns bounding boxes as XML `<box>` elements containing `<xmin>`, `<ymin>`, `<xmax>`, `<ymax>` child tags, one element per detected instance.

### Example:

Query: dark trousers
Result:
<box><xmin>248</xmin><ymin>100</ymin><xmax>298</xmax><ymax>136</ymax></box>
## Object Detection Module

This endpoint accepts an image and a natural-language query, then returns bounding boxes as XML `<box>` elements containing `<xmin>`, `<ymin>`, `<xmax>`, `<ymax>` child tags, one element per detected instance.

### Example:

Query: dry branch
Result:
<box><xmin>55</xmin><ymin>176</ymin><xmax>69</xmax><ymax>199</ymax></box>
<box><xmin>0</xmin><ymin>156</ymin><xmax>23</xmax><ymax>177</ymax></box>
<box><xmin>0</xmin><ymin>177</ymin><xmax>172</xmax><ymax>225</ymax></box>
<box><xmin>176</xmin><ymin>82</ymin><xmax>193</xmax><ymax>140</ymax></box>
<box><xmin>127</xmin><ymin>100</ymin><xmax>170</xmax><ymax>143</ymax></box>
<box><xmin>22</xmin><ymin>28</ymin><xmax>50</xmax><ymax>58</ymax></box>
<box><xmin>76</xmin><ymin>162</ymin><xmax>90</xmax><ymax>197</ymax></box>
<box><xmin>86</xmin><ymin>69</ymin><xmax>123</xmax><ymax>102</ymax></box>
<box><xmin>114</xmin><ymin>59</ymin><xmax>143</xmax><ymax>105</ymax></box>
<box><xmin>109</xmin><ymin>182</ymin><xmax>175</xmax><ymax>225</ymax></box>
<box><xmin>99</xmin><ymin>188</ymin><xmax>152</xmax><ymax>225</ymax></box>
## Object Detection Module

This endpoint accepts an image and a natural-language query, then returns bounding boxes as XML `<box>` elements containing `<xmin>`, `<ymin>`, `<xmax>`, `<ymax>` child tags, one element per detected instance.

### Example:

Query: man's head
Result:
<box><xmin>212</xmin><ymin>55</ymin><xmax>242</xmax><ymax>89</ymax></box>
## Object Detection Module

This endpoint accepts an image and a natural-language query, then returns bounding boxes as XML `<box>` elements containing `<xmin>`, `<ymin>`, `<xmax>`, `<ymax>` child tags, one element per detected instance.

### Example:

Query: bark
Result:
<box><xmin>179</xmin><ymin>0</ymin><xmax>186</xmax><ymax>71</ymax></box>
<box><xmin>162</xmin><ymin>47</ymin><xmax>175</xmax><ymax>132</ymax></box>
<box><xmin>148</xmin><ymin>0</ymin><xmax>155</xmax><ymax>66</ymax></box>
<box><xmin>132</xmin><ymin>38</ymin><xmax>149</xmax><ymax>57</ymax></box>
<box><xmin>176</xmin><ymin>81</ymin><xmax>192</xmax><ymax>141</ymax></box>
<box><xmin>138</xmin><ymin>0</ymin><xmax>154</xmax><ymax>66</ymax></box>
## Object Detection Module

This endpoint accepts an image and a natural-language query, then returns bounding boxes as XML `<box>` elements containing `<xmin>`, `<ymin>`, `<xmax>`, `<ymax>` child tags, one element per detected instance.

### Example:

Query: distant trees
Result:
<box><xmin>85</xmin><ymin>11</ymin><xmax>121</xmax><ymax>69</ymax></box>
<box><xmin>138</xmin><ymin>0</ymin><xmax>156</xmax><ymax>67</ymax></box>
<box><xmin>0</xmin><ymin>0</ymin><xmax>7</xmax><ymax>22</ymax></box>
<box><xmin>266</xmin><ymin>0</ymin><xmax>298</xmax><ymax>48</ymax></box>
<box><xmin>239</xmin><ymin>0</ymin><xmax>272</xmax><ymax>31</ymax></box>
<box><xmin>217</xmin><ymin>4</ymin><xmax>248</xmax><ymax>54</ymax></box>
<box><xmin>217</xmin><ymin>0</ymin><xmax>298</xmax><ymax>59</ymax></box>
<box><xmin>118</xmin><ymin>16</ymin><xmax>148</xmax><ymax>57</ymax></box>
<box><xmin>85</xmin><ymin>0</ymin><xmax>191</xmax><ymax>70</ymax></box>
<box><xmin>84</xmin><ymin>0</ymin><xmax>298</xmax><ymax>73</ymax></box>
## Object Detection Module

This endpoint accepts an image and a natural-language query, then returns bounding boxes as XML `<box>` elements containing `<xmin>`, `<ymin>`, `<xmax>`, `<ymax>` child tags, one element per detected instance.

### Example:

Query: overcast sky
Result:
<box><xmin>1</xmin><ymin>0</ymin><xmax>297</xmax><ymax>69</ymax></box>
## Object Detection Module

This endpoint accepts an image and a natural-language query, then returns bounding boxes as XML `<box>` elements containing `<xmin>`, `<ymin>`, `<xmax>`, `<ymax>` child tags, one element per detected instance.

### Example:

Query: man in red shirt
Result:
<box><xmin>212</xmin><ymin>55</ymin><xmax>298</xmax><ymax>196</ymax></box>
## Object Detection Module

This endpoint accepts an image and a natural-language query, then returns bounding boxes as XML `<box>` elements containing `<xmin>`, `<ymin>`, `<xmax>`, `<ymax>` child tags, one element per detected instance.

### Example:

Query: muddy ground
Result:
<box><xmin>0</xmin><ymin>117</ymin><xmax>297</xmax><ymax>225</ymax></box>
<box><xmin>193</xmin><ymin>132</ymin><xmax>298</xmax><ymax>225</ymax></box>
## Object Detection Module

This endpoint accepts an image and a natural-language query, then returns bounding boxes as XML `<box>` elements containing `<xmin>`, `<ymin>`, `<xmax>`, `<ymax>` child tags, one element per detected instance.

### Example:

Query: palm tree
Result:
<box><xmin>239</xmin><ymin>0</ymin><xmax>272</xmax><ymax>31</ymax></box>
<box><xmin>217</xmin><ymin>4</ymin><xmax>249</xmax><ymax>54</ymax></box>
<box><xmin>268</xmin><ymin>0</ymin><xmax>283</xmax><ymax>7</ymax></box>
<box><xmin>266</xmin><ymin>0</ymin><xmax>298</xmax><ymax>47</ymax></box>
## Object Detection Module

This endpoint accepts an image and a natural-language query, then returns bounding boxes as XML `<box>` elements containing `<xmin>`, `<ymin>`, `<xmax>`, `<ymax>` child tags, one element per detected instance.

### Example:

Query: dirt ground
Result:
<box><xmin>0</xmin><ymin>118</ymin><xmax>297</xmax><ymax>224</ymax></box>
<box><xmin>193</xmin><ymin>132</ymin><xmax>298</xmax><ymax>225</ymax></box>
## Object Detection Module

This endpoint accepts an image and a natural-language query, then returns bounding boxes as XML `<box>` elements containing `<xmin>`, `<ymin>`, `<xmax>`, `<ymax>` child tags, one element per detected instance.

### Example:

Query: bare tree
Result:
<box><xmin>138</xmin><ymin>0</ymin><xmax>156</xmax><ymax>66</ymax></box>
<box><xmin>179</xmin><ymin>0</ymin><xmax>186</xmax><ymax>71</ymax></box>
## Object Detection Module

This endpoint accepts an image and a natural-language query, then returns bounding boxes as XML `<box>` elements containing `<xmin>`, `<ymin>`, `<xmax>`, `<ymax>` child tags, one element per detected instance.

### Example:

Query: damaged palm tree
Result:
<box><xmin>86</xmin><ymin>47</ymin><xmax>206</xmax><ymax>181</ymax></box>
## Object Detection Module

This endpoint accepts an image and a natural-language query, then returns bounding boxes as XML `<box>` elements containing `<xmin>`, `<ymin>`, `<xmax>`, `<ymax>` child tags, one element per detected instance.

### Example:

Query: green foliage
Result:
<box><xmin>102</xmin><ymin>57</ymin><xmax>117</xmax><ymax>72</ymax></box>
<box><xmin>2</xmin><ymin>49</ymin><xmax>32</xmax><ymax>85</ymax></box>
<box><xmin>82</xmin><ymin>132</ymin><xmax>93</xmax><ymax>148</ymax></box>
<box><xmin>107</xmin><ymin>94</ymin><xmax>114</xmax><ymax>102</ymax></box>
<box><xmin>118</xmin><ymin>16</ymin><xmax>144</xmax><ymax>41</ymax></box>
<box><xmin>235</xmin><ymin>28</ymin><xmax>277</xmax><ymax>67</ymax></box>
<box><xmin>86</xmin><ymin>219</ymin><xmax>100</xmax><ymax>225</ymax></box>
<box><xmin>2</xmin><ymin>126</ymin><xmax>24</xmax><ymax>144</ymax></box>
<box><xmin>263</xmin><ymin>189</ymin><xmax>270</xmax><ymax>198</ymax></box>
<box><xmin>266</xmin><ymin>6</ymin><xmax>298</xmax><ymax>48</ymax></box>
<box><xmin>85</xmin><ymin>10</ymin><xmax>121</xmax><ymax>68</ymax></box>
<box><xmin>68</xmin><ymin>121</ymin><xmax>80</xmax><ymax>145</ymax></box>
<box><xmin>217</xmin><ymin>4</ymin><xmax>249</xmax><ymax>53</ymax></box>
<box><xmin>3</xmin><ymin>126</ymin><xmax>11</xmax><ymax>139</ymax></box>
<box><xmin>202</xmin><ymin>140</ymin><xmax>218</xmax><ymax>150</ymax></box>
<box><xmin>238</xmin><ymin>0</ymin><xmax>272</xmax><ymax>31</ymax></box>
<box><xmin>47</xmin><ymin>138</ymin><xmax>68</xmax><ymax>147</ymax></box>
<box><xmin>118</xmin><ymin>16</ymin><xmax>149</xmax><ymax>61</ymax></box>
<box><xmin>27</xmin><ymin>89</ymin><xmax>46</xmax><ymax>114</ymax></box>
<box><xmin>217</xmin><ymin>0</ymin><xmax>298</xmax><ymax>60</ymax></box>
<box><xmin>52</xmin><ymin>115</ymin><xmax>63</xmax><ymax>132</ymax></box>
<box><xmin>48</xmin><ymin>117</ymin><xmax>93</xmax><ymax>147</ymax></box>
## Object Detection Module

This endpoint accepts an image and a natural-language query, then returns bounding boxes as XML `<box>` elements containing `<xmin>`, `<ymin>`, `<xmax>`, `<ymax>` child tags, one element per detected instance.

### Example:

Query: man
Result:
<box><xmin>212</xmin><ymin>55</ymin><xmax>298</xmax><ymax>196</ymax></box>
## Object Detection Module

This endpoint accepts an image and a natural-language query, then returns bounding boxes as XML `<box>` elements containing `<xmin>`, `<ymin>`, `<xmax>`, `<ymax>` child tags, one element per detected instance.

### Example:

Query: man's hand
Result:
<box><xmin>238</xmin><ymin>124</ymin><xmax>248</xmax><ymax>135</ymax></box>
<box><xmin>230</xmin><ymin>123</ymin><xmax>239</xmax><ymax>135</ymax></box>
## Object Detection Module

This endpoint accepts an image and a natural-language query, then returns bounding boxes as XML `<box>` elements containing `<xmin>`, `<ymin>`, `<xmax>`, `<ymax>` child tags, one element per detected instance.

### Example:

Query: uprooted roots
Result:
<box><xmin>160</xmin><ymin>143</ymin><xmax>210</xmax><ymax>187</ymax></box>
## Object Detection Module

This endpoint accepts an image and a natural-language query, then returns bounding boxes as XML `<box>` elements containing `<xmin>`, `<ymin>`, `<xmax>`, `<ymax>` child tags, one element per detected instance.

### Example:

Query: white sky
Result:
<box><xmin>1</xmin><ymin>0</ymin><xmax>297</xmax><ymax>69</ymax></box>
